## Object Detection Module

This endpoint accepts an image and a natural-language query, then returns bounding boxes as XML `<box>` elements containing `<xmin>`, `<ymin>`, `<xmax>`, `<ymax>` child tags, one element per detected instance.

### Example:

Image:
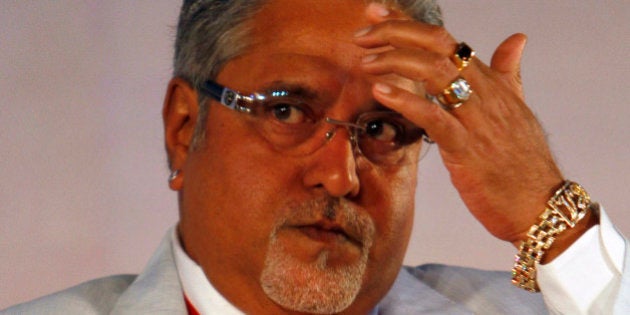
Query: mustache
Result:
<box><xmin>279</xmin><ymin>197</ymin><xmax>376</xmax><ymax>248</ymax></box>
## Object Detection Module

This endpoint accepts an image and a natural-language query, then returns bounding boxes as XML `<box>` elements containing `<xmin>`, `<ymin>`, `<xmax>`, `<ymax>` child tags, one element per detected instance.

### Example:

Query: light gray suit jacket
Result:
<box><xmin>4</xmin><ymin>232</ymin><xmax>629</xmax><ymax>314</ymax></box>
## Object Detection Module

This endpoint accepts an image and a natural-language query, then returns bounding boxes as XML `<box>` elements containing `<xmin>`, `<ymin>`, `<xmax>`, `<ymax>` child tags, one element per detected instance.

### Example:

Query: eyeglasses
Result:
<box><xmin>199</xmin><ymin>80</ymin><xmax>430</xmax><ymax>166</ymax></box>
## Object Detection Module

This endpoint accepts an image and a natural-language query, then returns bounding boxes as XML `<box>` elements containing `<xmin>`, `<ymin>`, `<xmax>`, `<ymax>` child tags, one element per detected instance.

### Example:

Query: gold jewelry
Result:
<box><xmin>511</xmin><ymin>180</ymin><xmax>592</xmax><ymax>292</ymax></box>
<box><xmin>436</xmin><ymin>77</ymin><xmax>473</xmax><ymax>109</ymax></box>
<box><xmin>452</xmin><ymin>42</ymin><xmax>476</xmax><ymax>70</ymax></box>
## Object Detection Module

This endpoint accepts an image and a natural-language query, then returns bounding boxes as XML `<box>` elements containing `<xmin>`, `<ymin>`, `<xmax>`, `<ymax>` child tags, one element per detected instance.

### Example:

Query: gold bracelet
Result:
<box><xmin>511</xmin><ymin>180</ymin><xmax>591</xmax><ymax>292</ymax></box>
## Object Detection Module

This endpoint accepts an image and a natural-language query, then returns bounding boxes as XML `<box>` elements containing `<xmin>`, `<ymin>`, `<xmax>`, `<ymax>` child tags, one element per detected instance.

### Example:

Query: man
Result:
<box><xmin>3</xmin><ymin>0</ymin><xmax>628</xmax><ymax>314</ymax></box>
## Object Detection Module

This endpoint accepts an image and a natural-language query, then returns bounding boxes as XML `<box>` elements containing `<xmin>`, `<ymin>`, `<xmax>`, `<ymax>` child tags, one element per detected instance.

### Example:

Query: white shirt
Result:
<box><xmin>172</xmin><ymin>206</ymin><xmax>625</xmax><ymax>315</ymax></box>
<box><xmin>171</xmin><ymin>230</ymin><xmax>245</xmax><ymax>315</ymax></box>
<box><xmin>538</xmin><ymin>206</ymin><xmax>625</xmax><ymax>314</ymax></box>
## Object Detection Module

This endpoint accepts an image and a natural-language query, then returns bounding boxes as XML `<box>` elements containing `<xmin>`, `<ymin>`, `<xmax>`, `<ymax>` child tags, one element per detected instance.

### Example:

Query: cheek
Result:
<box><xmin>193</xmin><ymin>108</ymin><xmax>295</xmax><ymax>207</ymax></box>
<box><xmin>180</xmin><ymin>111</ymin><xmax>303</xmax><ymax>269</ymax></box>
<box><xmin>357</xmin><ymin>164</ymin><xmax>417</xmax><ymax>297</ymax></box>
<box><xmin>364</xmin><ymin>162</ymin><xmax>418</xmax><ymax>257</ymax></box>
<box><xmin>369</xmin><ymin>211</ymin><xmax>413</xmax><ymax>277</ymax></box>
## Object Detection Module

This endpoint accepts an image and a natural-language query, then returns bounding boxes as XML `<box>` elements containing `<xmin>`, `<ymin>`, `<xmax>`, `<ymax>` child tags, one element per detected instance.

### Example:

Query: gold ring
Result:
<box><xmin>452</xmin><ymin>42</ymin><xmax>476</xmax><ymax>71</ymax></box>
<box><xmin>437</xmin><ymin>77</ymin><xmax>473</xmax><ymax>110</ymax></box>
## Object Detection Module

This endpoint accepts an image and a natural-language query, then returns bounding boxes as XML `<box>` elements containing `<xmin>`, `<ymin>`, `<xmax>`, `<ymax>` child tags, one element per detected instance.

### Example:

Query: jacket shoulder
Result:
<box><xmin>1</xmin><ymin>274</ymin><xmax>137</xmax><ymax>315</ymax></box>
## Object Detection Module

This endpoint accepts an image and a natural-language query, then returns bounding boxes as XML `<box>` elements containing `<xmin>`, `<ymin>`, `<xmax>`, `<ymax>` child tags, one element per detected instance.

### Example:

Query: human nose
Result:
<box><xmin>302</xmin><ymin>125</ymin><xmax>360</xmax><ymax>198</ymax></box>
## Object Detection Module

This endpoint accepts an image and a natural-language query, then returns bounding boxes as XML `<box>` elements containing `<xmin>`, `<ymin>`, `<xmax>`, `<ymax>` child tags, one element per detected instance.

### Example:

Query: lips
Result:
<box><xmin>277</xmin><ymin>197</ymin><xmax>375</xmax><ymax>251</ymax></box>
<box><xmin>295</xmin><ymin>221</ymin><xmax>362</xmax><ymax>247</ymax></box>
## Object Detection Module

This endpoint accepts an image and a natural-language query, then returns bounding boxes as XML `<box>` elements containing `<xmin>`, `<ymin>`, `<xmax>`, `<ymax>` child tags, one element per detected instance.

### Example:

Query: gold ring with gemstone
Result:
<box><xmin>437</xmin><ymin>77</ymin><xmax>473</xmax><ymax>110</ymax></box>
<box><xmin>452</xmin><ymin>42</ymin><xmax>476</xmax><ymax>71</ymax></box>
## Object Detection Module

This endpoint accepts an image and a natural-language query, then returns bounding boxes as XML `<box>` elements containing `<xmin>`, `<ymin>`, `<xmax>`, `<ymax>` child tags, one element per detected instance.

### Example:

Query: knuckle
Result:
<box><xmin>379</xmin><ymin>19</ymin><xmax>408</xmax><ymax>36</ymax></box>
<box><xmin>380</xmin><ymin>20</ymin><xmax>397</xmax><ymax>33</ymax></box>
<box><xmin>425</xmin><ymin>98</ymin><xmax>443</xmax><ymax>118</ymax></box>
<box><xmin>432</xmin><ymin>55</ymin><xmax>454</xmax><ymax>76</ymax></box>
<box><xmin>428</xmin><ymin>26</ymin><xmax>453</xmax><ymax>49</ymax></box>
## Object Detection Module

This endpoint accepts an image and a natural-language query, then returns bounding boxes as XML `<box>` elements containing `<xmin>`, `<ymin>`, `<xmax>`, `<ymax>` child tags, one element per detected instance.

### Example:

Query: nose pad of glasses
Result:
<box><xmin>325</xmin><ymin>129</ymin><xmax>335</xmax><ymax>141</ymax></box>
<box><xmin>324</xmin><ymin>117</ymin><xmax>362</xmax><ymax>145</ymax></box>
<box><xmin>323</xmin><ymin>127</ymin><xmax>358</xmax><ymax>149</ymax></box>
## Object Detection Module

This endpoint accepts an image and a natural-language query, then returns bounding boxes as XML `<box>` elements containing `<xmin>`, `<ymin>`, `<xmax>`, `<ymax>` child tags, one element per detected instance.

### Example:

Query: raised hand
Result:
<box><xmin>354</xmin><ymin>3</ymin><xmax>594</xmax><ymax>258</ymax></box>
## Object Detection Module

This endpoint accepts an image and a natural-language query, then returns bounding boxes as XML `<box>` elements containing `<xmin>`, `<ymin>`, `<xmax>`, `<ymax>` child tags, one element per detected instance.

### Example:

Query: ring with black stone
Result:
<box><xmin>452</xmin><ymin>42</ymin><xmax>476</xmax><ymax>71</ymax></box>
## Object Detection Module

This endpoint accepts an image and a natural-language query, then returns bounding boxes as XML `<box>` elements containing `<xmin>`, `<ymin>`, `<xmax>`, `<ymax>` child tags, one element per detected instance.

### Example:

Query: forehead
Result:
<box><xmin>251</xmin><ymin>0</ymin><xmax>369</xmax><ymax>58</ymax></box>
<box><xmin>217</xmin><ymin>0</ymin><xmax>372</xmax><ymax>88</ymax></box>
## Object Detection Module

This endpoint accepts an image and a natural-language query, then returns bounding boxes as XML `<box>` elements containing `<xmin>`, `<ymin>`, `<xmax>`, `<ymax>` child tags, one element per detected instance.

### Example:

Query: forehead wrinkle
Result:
<box><xmin>245</xmin><ymin>39</ymin><xmax>364</xmax><ymax>77</ymax></box>
<box><xmin>247</xmin><ymin>0</ymin><xmax>369</xmax><ymax>71</ymax></box>
<box><xmin>227</xmin><ymin>51</ymin><xmax>346</xmax><ymax>97</ymax></box>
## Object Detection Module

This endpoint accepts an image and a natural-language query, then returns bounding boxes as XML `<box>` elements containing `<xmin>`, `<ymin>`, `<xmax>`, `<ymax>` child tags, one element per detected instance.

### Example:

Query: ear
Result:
<box><xmin>163</xmin><ymin>77</ymin><xmax>199</xmax><ymax>190</ymax></box>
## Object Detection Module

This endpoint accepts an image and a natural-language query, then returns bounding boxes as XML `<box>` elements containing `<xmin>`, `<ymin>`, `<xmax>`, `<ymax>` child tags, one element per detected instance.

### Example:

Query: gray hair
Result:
<box><xmin>173</xmin><ymin>0</ymin><xmax>443</xmax><ymax>149</ymax></box>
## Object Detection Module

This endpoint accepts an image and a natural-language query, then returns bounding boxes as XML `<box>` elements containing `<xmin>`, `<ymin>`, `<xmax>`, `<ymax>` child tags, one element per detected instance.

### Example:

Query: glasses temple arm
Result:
<box><xmin>200</xmin><ymin>80</ymin><xmax>252</xmax><ymax>113</ymax></box>
<box><xmin>200</xmin><ymin>81</ymin><xmax>225</xmax><ymax>102</ymax></box>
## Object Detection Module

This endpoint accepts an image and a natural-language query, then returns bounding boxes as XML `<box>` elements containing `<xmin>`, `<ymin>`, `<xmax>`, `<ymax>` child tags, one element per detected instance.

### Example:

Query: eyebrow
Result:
<box><xmin>258</xmin><ymin>81</ymin><xmax>321</xmax><ymax>102</ymax></box>
<box><xmin>260</xmin><ymin>81</ymin><xmax>397</xmax><ymax>112</ymax></box>
<box><xmin>255</xmin><ymin>81</ymin><xmax>343</xmax><ymax>116</ymax></box>
<box><xmin>371</xmin><ymin>103</ymin><xmax>392</xmax><ymax>112</ymax></box>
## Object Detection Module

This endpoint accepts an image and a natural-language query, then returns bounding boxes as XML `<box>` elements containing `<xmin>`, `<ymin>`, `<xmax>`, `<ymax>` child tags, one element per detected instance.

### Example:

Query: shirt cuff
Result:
<box><xmin>537</xmin><ymin>204</ymin><xmax>625</xmax><ymax>314</ymax></box>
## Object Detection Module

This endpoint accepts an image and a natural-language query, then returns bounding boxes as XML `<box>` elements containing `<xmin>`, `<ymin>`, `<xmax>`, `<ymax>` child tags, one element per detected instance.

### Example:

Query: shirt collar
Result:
<box><xmin>171</xmin><ymin>228</ymin><xmax>245</xmax><ymax>315</ymax></box>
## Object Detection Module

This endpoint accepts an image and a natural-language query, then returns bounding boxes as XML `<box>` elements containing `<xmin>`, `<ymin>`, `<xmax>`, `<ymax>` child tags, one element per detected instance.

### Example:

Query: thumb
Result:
<box><xmin>491</xmin><ymin>33</ymin><xmax>527</xmax><ymax>95</ymax></box>
<box><xmin>491</xmin><ymin>33</ymin><xmax>527</xmax><ymax>73</ymax></box>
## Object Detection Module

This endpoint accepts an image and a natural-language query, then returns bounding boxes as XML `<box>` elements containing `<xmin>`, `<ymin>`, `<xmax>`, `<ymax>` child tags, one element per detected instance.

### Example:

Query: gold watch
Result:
<box><xmin>511</xmin><ymin>180</ymin><xmax>592</xmax><ymax>292</ymax></box>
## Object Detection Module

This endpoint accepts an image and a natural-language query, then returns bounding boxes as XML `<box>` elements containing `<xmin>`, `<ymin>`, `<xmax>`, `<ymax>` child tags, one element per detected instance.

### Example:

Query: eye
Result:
<box><xmin>270</xmin><ymin>104</ymin><xmax>307</xmax><ymax>124</ymax></box>
<box><xmin>365</xmin><ymin>119</ymin><xmax>400</xmax><ymax>143</ymax></box>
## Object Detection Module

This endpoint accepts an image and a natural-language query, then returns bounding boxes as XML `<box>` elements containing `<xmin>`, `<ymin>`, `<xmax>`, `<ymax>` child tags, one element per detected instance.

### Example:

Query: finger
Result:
<box><xmin>371</xmin><ymin>82</ymin><xmax>468</xmax><ymax>153</ymax></box>
<box><xmin>364</xmin><ymin>2</ymin><xmax>408</xmax><ymax>23</ymax></box>
<box><xmin>354</xmin><ymin>20</ymin><xmax>456</xmax><ymax>56</ymax></box>
<box><xmin>361</xmin><ymin>48</ymin><xmax>460</xmax><ymax>95</ymax></box>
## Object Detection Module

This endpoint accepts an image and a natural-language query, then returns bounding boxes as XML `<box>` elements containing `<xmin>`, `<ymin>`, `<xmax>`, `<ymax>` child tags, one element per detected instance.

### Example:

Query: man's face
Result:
<box><xmin>177</xmin><ymin>0</ymin><xmax>422</xmax><ymax>313</ymax></box>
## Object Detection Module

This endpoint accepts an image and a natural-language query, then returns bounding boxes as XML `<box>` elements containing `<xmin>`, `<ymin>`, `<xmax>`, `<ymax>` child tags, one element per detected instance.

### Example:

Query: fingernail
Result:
<box><xmin>374</xmin><ymin>83</ymin><xmax>392</xmax><ymax>94</ymax></box>
<box><xmin>354</xmin><ymin>26</ymin><xmax>372</xmax><ymax>37</ymax></box>
<box><xmin>362</xmin><ymin>54</ymin><xmax>377</xmax><ymax>63</ymax></box>
<box><xmin>368</xmin><ymin>3</ymin><xmax>390</xmax><ymax>17</ymax></box>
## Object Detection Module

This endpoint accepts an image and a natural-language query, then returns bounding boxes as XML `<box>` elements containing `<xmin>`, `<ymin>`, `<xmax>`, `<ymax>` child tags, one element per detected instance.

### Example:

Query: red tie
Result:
<box><xmin>184</xmin><ymin>293</ymin><xmax>200</xmax><ymax>315</ymax></box>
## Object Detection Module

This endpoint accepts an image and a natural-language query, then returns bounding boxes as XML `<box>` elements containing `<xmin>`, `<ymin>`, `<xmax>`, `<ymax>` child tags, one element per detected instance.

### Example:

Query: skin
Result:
<box><xmin>163</xmin><ymin>0</ymin><xmax>596</xmax><ymax>313</ymax></box>
<box><xmin>353</xmin><ymin>4</ymin><xmax>596</xmax><ymax>259</ymax></box>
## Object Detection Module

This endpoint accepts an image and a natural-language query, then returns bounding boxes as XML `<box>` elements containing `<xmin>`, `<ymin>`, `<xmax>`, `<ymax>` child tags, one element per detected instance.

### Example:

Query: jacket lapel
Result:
<box><xmin>110</xmin><ymin>232</ymin><xmax>186</xmax><ymax>315</ymax></box>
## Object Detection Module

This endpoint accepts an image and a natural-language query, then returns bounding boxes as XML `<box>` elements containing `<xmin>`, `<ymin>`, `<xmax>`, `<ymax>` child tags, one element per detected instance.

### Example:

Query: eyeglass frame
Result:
<box><xmin>198</xmin><ymin>80</ymin><xmax>432</xmax><ymax>164</ymax></box>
